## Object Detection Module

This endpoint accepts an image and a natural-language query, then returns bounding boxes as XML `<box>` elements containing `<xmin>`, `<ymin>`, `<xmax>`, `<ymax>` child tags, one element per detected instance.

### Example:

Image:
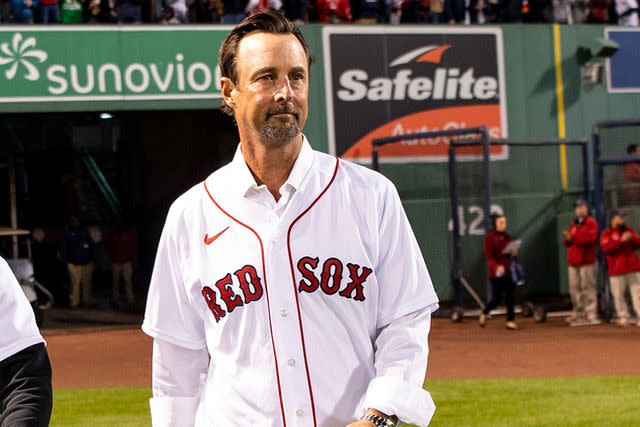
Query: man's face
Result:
<box><xmin>495</xmin><ymin>216</ymin><xmax>507</xmax><ymax>232</ymax></box>
<box><xmin>224</xmin><ymin>32</ymin><xmax>309</xmax><ymax>146</ymax></box>
<box><xmin>612</xmin><ymin>215</ymin><xmax>625</xmax><ymax>228</ymax></box>
<box><xmin>575</xmin><ymin>204</ymin><xmax>588</xmax><ymax>218</ymax></box>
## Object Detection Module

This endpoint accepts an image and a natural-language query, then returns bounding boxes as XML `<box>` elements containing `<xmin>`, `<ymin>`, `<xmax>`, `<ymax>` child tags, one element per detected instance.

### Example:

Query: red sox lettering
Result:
<box><xmin>201</xmin><ymin>257</ymin><xmax>373</xmax><ymax>322</ymax></box>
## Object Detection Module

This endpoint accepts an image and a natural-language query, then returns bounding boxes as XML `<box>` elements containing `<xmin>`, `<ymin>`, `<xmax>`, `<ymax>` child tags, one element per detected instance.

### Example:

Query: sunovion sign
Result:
<box><xmin>323</xmin><ymin>27</ymin><xmax>508</xmax><ymax>163</ymax></box>
<box><xmin>0</xmin><ymin>27</ymin><xmax>228</xmax><ymax>107</ymax></box>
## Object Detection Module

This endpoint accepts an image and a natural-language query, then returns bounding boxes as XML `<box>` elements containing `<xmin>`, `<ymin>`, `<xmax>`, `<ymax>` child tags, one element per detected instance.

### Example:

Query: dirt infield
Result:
<box><xmin>46</xmin><ymin>317</ymin><xmax>640</xmax><ymax>389</ymax></box>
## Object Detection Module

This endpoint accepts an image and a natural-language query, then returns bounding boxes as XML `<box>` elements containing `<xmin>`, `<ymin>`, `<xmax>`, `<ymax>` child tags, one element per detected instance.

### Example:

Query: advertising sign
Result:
<box><xmin>323</xmin><ymin>27</ymin><xmax>508</xmax><ymax>163</ymax></box>
<box><xmin>606</xmin><ymin>28</ymin><xmax>640</xmax><ymax>93</ymax></box>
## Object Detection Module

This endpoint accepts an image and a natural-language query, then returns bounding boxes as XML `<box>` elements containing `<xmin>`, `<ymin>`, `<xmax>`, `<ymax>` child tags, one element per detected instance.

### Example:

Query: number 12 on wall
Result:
<box><xmin>448</xmin><ymin>204</ymin><xmax>504</xmax><ymax>236</ymax></box>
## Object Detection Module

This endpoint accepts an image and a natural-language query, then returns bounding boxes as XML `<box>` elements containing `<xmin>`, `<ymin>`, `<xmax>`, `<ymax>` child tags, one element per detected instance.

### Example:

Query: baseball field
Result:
<box><xmin>46</xmin><ymin>317</ymin><xmax>640</xmax><ymax>426</ymax></box>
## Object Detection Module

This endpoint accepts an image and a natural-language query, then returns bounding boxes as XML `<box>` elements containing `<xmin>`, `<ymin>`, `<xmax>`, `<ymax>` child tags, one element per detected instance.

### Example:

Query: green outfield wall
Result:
<box><xmin>2</xmin><ymin>25</ymin><xmax>640</xmax><ymax>301</ymax></box>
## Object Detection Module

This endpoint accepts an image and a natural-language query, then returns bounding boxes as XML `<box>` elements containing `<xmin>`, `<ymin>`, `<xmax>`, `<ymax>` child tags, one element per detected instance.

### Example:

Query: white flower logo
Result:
<box><xmin>0</xmin><ymin>33</ymin><xmax>48</xmax><ymax>81</ymax></box>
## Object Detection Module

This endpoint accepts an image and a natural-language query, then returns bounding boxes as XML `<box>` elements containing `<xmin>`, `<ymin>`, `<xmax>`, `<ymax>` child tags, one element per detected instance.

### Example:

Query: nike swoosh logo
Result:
<box><xmin>204</xmin><ymin>226</ymin><xmax>229</xmax><ymax>245</ymax></box>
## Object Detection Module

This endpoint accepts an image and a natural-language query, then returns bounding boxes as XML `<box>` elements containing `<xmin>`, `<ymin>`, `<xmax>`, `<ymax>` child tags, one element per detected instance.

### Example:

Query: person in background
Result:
<box><xmin>315</xmin><ymin>0</ymin><xmax>351</xmax><ymax>22</ymax></box>
<box><xmin>219</xmin><ymin>0</ymin><xmax>247</xmax><ymax>22</ymax></box>
<box><xmin>615</xmin><ymin>0</ymin><xmax>639</xmax><ymax>25</ymax></box>
<box><xmin>40</xmin><ymin>0</ymin><xmax>60</xmax><ymax>22</ymax></box>
<box><xmin>479</xmin><ymin>213</ymin><xmax>519</xmax><ymax>330</ymax></box>
<box><xmin>350</xmin><ymin>0</ymin><xmax>387</xmax><ymax>22</ymax></box>
<box><xmin>59</xmin><ymin>215</ymin><xmax>95</xmax><ymax>309</ymax></box>
<box><xmin>283</xmin><ymin>0</ymin><xmax>307</xmax><ymax>21</ymax></box>
<box><xmin>105</xmin><ymin>222</ymin><xmax>137</xmax><ymax>310</ymax></box>
<box><xmin>0</xmin><ymin>257</ymin><xmax>52</xmax><ymax>426</ymax></box>
<box><xmin>60</xmin><ymin>0</ymin><xmax>83</xmax><ymax>22</ymax></box>
<box><xmin>428</xmin><ymin>0</ymin><xmax>446</xmax><ymax>21</ymax></box>
<box><xmin>600</xmin><ymin>210</ymin><xmax>640</xmax><ymax>327</ymax></box>
<box><xmin>11</xmin><ymin>0</ymin><xmax>38</xmax><ymax>23</ymax></box>
<box><xmin>563</xmin><ymin>199</ymin><xmax>600</xmax><ymax>326</ymax></box>
<box><xmin>117</xmin><ymin>0</ymin><xmax>143</xmax><ymax>22</ymax></box>
<box><xmin>84</xmin><ymin>0</ymin><xmax>117</xmax><ymax>22</ymax></box>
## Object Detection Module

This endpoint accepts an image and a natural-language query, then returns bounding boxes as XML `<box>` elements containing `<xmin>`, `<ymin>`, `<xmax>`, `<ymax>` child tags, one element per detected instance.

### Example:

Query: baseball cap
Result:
<box><xmin>574</xmin><ymin>199</ymin><xmax>588</xmax><ymax>208</ymax></box>
<box><xmin>610</xmin><ymin>209</ymin><xmax>626</xmax><ymax>219</ymax></box>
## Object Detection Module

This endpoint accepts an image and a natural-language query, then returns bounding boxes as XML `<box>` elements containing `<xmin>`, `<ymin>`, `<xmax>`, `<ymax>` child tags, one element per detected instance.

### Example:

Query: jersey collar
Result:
<box><xmin>231</xmin><ymin>135</ymin><xmax>315</xmax><ymax>199</ymax></box>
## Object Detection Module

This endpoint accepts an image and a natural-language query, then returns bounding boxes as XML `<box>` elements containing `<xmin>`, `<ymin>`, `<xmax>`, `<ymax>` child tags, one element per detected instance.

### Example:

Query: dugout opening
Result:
<box><xmin>0</xmin><ymin>109</ymin><xmax>237</xmax><ymax>317</ymax></box>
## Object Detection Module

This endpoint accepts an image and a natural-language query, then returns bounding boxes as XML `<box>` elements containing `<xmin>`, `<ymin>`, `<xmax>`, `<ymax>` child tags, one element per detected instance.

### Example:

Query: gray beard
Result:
<box><xmin>261</xmin><ymin>116</ymin><xmax>301</xmax><ymax>146</ymax></box>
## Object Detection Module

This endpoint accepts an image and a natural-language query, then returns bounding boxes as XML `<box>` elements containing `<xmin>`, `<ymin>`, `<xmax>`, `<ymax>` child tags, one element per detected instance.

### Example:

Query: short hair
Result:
<box><xmin>218</xmin><ymin>11</ymin><xmax>313</xmax><ymax>116</ymax></box>
<box><xmin>627</xmin><ymin>144</ymin><xmax>638</xmax><ymax>154</ymax></box>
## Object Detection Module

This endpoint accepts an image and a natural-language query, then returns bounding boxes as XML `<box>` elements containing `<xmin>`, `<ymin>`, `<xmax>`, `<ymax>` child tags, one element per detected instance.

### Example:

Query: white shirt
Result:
<box><xmin>143</xmin><ymin>137</ymin><xmax>439</xmax><ymax>426</ymax></box>
<box><xmin>0</xmin><ymin>256</ymin><xmax>45</xmax><ymax>363</ymax></box>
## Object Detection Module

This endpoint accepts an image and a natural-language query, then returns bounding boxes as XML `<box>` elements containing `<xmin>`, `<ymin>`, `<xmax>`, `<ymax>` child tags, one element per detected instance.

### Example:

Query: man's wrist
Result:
<box><xmin>361</xmin><ymin>408</ymin><xmax>399</xmax><ymax>426</ymax></box>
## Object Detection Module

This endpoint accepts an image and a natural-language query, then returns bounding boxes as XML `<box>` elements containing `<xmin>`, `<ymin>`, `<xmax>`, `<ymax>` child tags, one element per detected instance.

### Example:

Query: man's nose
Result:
<box><xmin>274</xmin><ymin>78</ymin><xmax>293</xmax><ymax>103</ymax></box>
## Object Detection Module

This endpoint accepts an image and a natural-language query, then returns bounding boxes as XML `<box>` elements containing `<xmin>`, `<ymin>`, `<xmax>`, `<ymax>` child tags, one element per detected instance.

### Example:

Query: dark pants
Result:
<box><xmin>483</xmin><ymin>276</ymin><xmax>516</xmax><ymax>321</ymax></box>
<box><xmin>0</xmin><ymin>344</ymin><xmax>52</xmax><ymax>427</ymax></box>
<box><xmin>41</xmin><ymin>4</ymin><xmax>60</xmax><ymax>23</ymax></box>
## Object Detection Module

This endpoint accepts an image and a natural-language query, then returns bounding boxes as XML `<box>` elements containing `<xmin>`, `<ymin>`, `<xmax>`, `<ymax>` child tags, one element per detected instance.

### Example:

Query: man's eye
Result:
<box><xmin>259</xmin><ymin>75</ymin><xmax>274</xmax><ymax>81</ymax></box>
<box><xmin>291</xmin><ymin>73</ymin><xmax>304</xmax><ymax>80</ymax></box>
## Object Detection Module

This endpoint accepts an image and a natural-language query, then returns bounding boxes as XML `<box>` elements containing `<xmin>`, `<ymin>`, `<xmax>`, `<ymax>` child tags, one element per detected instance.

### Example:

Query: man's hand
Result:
<box><xmin>346</xmin><ymin>422</ymin><xmax>375</xmax><ymax>427</ymax></box>
<box><xmin>496</xmin><ymin>265</ymin><xmax>505</xmax><ymax>277</ymax></box>
<box><xmin>622</xmin><ymin>232</ymin><xmax>632</xmax><ymax>242</ymax></box>
<box><xmin>563</xmin><ymin>230</ymin><xmax>572</xmax><ymax>241</ymax></box>
<box><xmin>347</xmin><ymin>408</ymin><xmax>398</xmax><ymax>427</ymax></box>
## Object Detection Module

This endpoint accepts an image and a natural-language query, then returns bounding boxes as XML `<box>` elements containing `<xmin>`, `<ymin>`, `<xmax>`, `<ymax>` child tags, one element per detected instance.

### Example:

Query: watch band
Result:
<box><xmin>360</xmin><ymin>412</ymin><xmax>397</xmax><ymax>427</ymax></box>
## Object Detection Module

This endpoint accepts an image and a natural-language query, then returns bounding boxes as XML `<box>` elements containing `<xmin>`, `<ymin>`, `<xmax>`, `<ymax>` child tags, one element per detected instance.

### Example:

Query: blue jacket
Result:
<box><xmin>11</xmin><ymin>0</ymin><xmax>39</xmax><ymax>22</ymax></box>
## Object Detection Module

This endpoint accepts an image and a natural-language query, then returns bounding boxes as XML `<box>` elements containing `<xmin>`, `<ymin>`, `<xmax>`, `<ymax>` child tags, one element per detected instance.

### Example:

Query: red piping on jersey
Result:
<box><xmin>203</xmin><ymin>181</ymin><xmax>287</xmax><ymax>427</ymax></box>
<box><xmin>286</xmin><ymin>158</ymin><xmax>340</xmax><ymax>427</ymax></box>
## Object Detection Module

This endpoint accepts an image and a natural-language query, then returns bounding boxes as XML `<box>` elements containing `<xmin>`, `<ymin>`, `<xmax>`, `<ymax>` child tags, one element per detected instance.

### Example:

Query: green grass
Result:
<box><xmin>51</xmin><ymin>376</ymin><xmax>640</xmax><ymax>426</ymax></box>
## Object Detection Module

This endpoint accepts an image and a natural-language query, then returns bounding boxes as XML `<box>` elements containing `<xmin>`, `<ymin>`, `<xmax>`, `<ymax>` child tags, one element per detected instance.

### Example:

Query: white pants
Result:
<box><xmin>609</xmin><ymin>272</ymin><xmax>640</xmax><ymax>322</ymax></box>
<box><xmin>568</xmin><ymin>264</ymin><xmax>598</xmax><ymax>320</ymax></box>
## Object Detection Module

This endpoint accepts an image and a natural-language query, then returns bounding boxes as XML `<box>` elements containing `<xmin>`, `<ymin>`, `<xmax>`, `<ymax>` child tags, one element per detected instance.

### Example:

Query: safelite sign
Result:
<box><xmin>323</xmin><ymin>27</ymin><xmax>508</xmax><ymax>163</ymax></box>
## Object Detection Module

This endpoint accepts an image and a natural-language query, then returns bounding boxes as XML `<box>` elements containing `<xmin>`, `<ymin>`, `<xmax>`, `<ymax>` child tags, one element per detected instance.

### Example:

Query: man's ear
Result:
<box><xmin>221</xmin><ymin>77</ymin><xmax>236</xmax><ymax>110</ymax></box>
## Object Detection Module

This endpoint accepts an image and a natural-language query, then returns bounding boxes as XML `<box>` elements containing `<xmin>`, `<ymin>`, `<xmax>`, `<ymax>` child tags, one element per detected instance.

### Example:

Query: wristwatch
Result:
<box><xmin>360</xmin><ymin>412</ymin><xmax>398</xmax><ymax>427</ymax></box>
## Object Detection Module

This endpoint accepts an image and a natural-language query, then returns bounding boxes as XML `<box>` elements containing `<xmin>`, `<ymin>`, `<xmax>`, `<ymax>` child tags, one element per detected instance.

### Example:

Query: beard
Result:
<box><xmin>261</xmin><ymin>104</ymin><xmax>301</xmax><ymax>146</ymax></box>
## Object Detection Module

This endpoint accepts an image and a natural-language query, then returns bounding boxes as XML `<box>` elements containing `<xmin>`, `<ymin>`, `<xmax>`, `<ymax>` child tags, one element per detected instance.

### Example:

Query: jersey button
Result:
<box><xmin>288</xmin><ymin>359</ymin><xmax>296</xmax><ymax>367</ymax></box>
<box><xmin>280</xmin><ymin>309</ymin><xmax>288</xmax><ymax>317</ymax></box>
<box><xmin>296</xmin><ymin>409</ymin><xmax>304</xmax><ymax>416</ymax></box>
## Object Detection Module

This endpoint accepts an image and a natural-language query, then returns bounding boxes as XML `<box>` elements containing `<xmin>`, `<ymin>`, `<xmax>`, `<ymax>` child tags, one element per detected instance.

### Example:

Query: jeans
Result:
<box><xmin>41</xmin><ymin>4</ymin><xmax>60</xmax><ymax>23</ymax></box>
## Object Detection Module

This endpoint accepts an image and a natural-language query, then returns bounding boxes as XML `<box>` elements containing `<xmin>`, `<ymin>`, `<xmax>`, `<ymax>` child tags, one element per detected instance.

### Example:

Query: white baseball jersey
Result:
<box><xmin>142</xmin><ymin>137</ymin><xmax>439</xmax><ymax>426</ymax></box>
<box><xmin>0</xmin><ymin>256</ymin><xmax>45</xmax><ymax>363</ymax></box>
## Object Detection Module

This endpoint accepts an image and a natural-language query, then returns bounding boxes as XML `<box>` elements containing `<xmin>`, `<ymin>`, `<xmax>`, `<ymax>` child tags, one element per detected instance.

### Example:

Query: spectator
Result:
<box><xmin>497</xmin><ymin>0</ymin><xmax>523</xmax><ymax>22</ymax></box>
<box><xmin>428</xmin><ymin>0</ymin><xmax>447</xmax><ymax>21</ymax></box>
<box><xmin>61</xmin><ymin>0</ymin><xmax>83</xmax><ymax>22</ymax></box>
<box><xmin>400</xmin><ymin>0</ymin><xmax>428</xmax><ymax>22</ymax></box>
<box><xmin>160</xmin><ymin>3</ymin><xmax>179</xmax><ymax>20</ymax></box>
<box><xmin>479</xmin><ymin>213</ymin><xmax>519</xmax><ymax>330</ymax></box>
<box><xmin>447</xmin><ymin>0</ymin><xmax>484</xmax><ymax>23</ymax></box>
<box><xmin>284</xmin><ymin>0</ymin><xmax>306</xmax><ymax>21</ymax></box>
<box><xmin>563</xmin><ymin>199</ymin><xmax>600</xmax><ymax>326</ymax></box>
<box><xmin>84</xmin><ymin>0</ymin><xmax>117</xmax><ymax>22</ymax></box>
<box><xmin>315</xmin><ymin>0</ymin><xmax>351</xmax><ymax>21</ymax></box>
<box><xmin>246</xmin><ymin>0</ymin><xmax>282</xmax><ymax>14</ymax></box>
<box><xmin>59</xmin><ymin>215</ymin><xmax>95</xmax><ymax>309</ymax></box>
<box><xmin>117</xmin><ymin>0</ymin><xmax>143</xmax><ymax>22</ymax></box>
<box><xmin>11</xmin><ymin>0</ymin><xmax>38</xmax><ymax>23</ymax></box>
<box><xmin>350</xmin><ymin>0</ymin><xmax>387</xmax><ymax>22</ymax></box>
<box><xmin>167</xmin><ymin>0</ymin><xmax>189</xmax><ymax>20</ymax></box>
<box><xmin>105</xmin><ymin>223</ymin><xmax>137</xmax><ymax>310</ymax></box>
<box><xmin>587</xmin><ymin>0</ymin><xmax>608</xmax><ymax>21</ymax></box>
<box><xmin>1</xmin><ymin>0</ymin><xmax>11</xmax><ymax>22</ymax></box>
<box><xmin>615</xmin><ymin>0</ymin><xmax>639</xmax><ymax>24</ymax></box>
<box><xmin>220</xmin><ymin>0</ymin><xmax>247</xmax><ymax>22</ymax></box>
<box><xmin>40</xmin><ymin>0</ymin><xmax>59</xmax><ymax>22</ymax></box>
<box><xmin>600</xmin><ymin>210</ymin><xmax>640</xmax><ymax>327</ymax></box>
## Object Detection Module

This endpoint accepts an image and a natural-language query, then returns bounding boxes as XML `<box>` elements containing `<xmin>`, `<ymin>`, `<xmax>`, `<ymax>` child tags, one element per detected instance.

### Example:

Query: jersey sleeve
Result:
<box><xmin>142</xmin><ymin>202</ymin><xmax>207</xmax><ymax>351</ymax></box>
<box><xmin>374</xmin><ymin>180</ymin><xmax>439</xmax><ymax>329</ymax></box>
<box><xmin>0</xmin><ymin>257</ymin><xmax>45</xmax><ymax>363</ymax></box>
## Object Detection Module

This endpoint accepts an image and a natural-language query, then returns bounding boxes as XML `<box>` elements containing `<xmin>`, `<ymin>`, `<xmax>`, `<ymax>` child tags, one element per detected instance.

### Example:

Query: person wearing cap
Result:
<box><xmin>600</xmin><ymin>210</ymin><xmax>640</xmax><ymax>327</ymax></box>
<box><xmin>563</xmin><ymin>199</ymin><xmax>600</xmax><ymax>326</ymax></box>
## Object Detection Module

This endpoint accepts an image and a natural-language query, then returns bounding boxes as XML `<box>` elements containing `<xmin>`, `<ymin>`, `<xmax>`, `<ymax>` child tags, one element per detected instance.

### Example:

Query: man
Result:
<box><xmin>563</xmin><ymin>199</ymin><xmax>599</xmax><ymax>326</ymax></box>
<box><xmin>59</xmin><ymin>215</ymin><xmax>95</xmax><ymax>309</ymax></box>
<box><xmin>0</xmin><ymin>256</ymin><xmax>53</xmax><ymax>426</ymax></box>
<box><xmin>600</xmin><ymin>210</ymin><xmax>640</xmax><ymax>327</ymax></box>
<box><xmin>142</xmin><ymin>11</ymin><xmax>438</xmax><ymax>427</ymax></box>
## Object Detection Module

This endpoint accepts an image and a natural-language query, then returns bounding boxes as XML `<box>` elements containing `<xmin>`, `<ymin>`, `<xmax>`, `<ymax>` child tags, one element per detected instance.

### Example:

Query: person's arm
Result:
<box><xmin>0</xmin><ymin>343</ymin><xmax>52</xmax><ymax>427</ymax></box>
<box><xmin>150</xmin><ymin>339</ymin><xmax>209</xmax><ymax>427</ymax></box>
<box><xmin>361</xmin><ymin>308</ymin><xmax>435</xmax><ymax>427</ymax></box>
<box><xmin>600</xmin><ymin>230</ymin><xmax>621</xmax><ymax>254</ymax></box>
<box><xmin>142</xmin><ymin>199</ymin><xmax>208</xmax><ymax>427</ymax></box>
<box><xmin>483</xmin><ymin>234</ymin><xmax>500</xmax><ymax>273</ymax></box>
<box><xmin>629</xmin><ymin>229</ymin><xmax>640</xmax><ymax>249</ymax></box>
<box><xmin>571</xmin><ymin>221</ymin><xmax>598</xmax><ymax>246</ymax></box>
<box><xmin>356</xmin><ymin>179</ymin><xmax>438</xmax><ymax>427</ymax></box>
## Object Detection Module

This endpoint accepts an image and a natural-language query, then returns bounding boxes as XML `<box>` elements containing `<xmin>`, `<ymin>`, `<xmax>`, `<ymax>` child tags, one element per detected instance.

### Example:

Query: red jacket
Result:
<box><xmin>315</xmin><ymin>0</ymin><xmax>352</xmax><ymax>22</ymax></box>
<box><xmin>600</xmin><ymin>225</ymin><xmax>640</xmax><ymax>276</ymax></box>
<box><xmin>105</xmin><ymin>230</ymin><xmax>136</xmax><ymax>263</ymax></box>
<box><xmin>484</xmin><ymin>230</ymin><xmax>512</xmax><ymax>279</ymax></box>
<box><xmin>564</xmin><ymin>216</ymin><xmax>598</xmax><ymax>266</ymax></box>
